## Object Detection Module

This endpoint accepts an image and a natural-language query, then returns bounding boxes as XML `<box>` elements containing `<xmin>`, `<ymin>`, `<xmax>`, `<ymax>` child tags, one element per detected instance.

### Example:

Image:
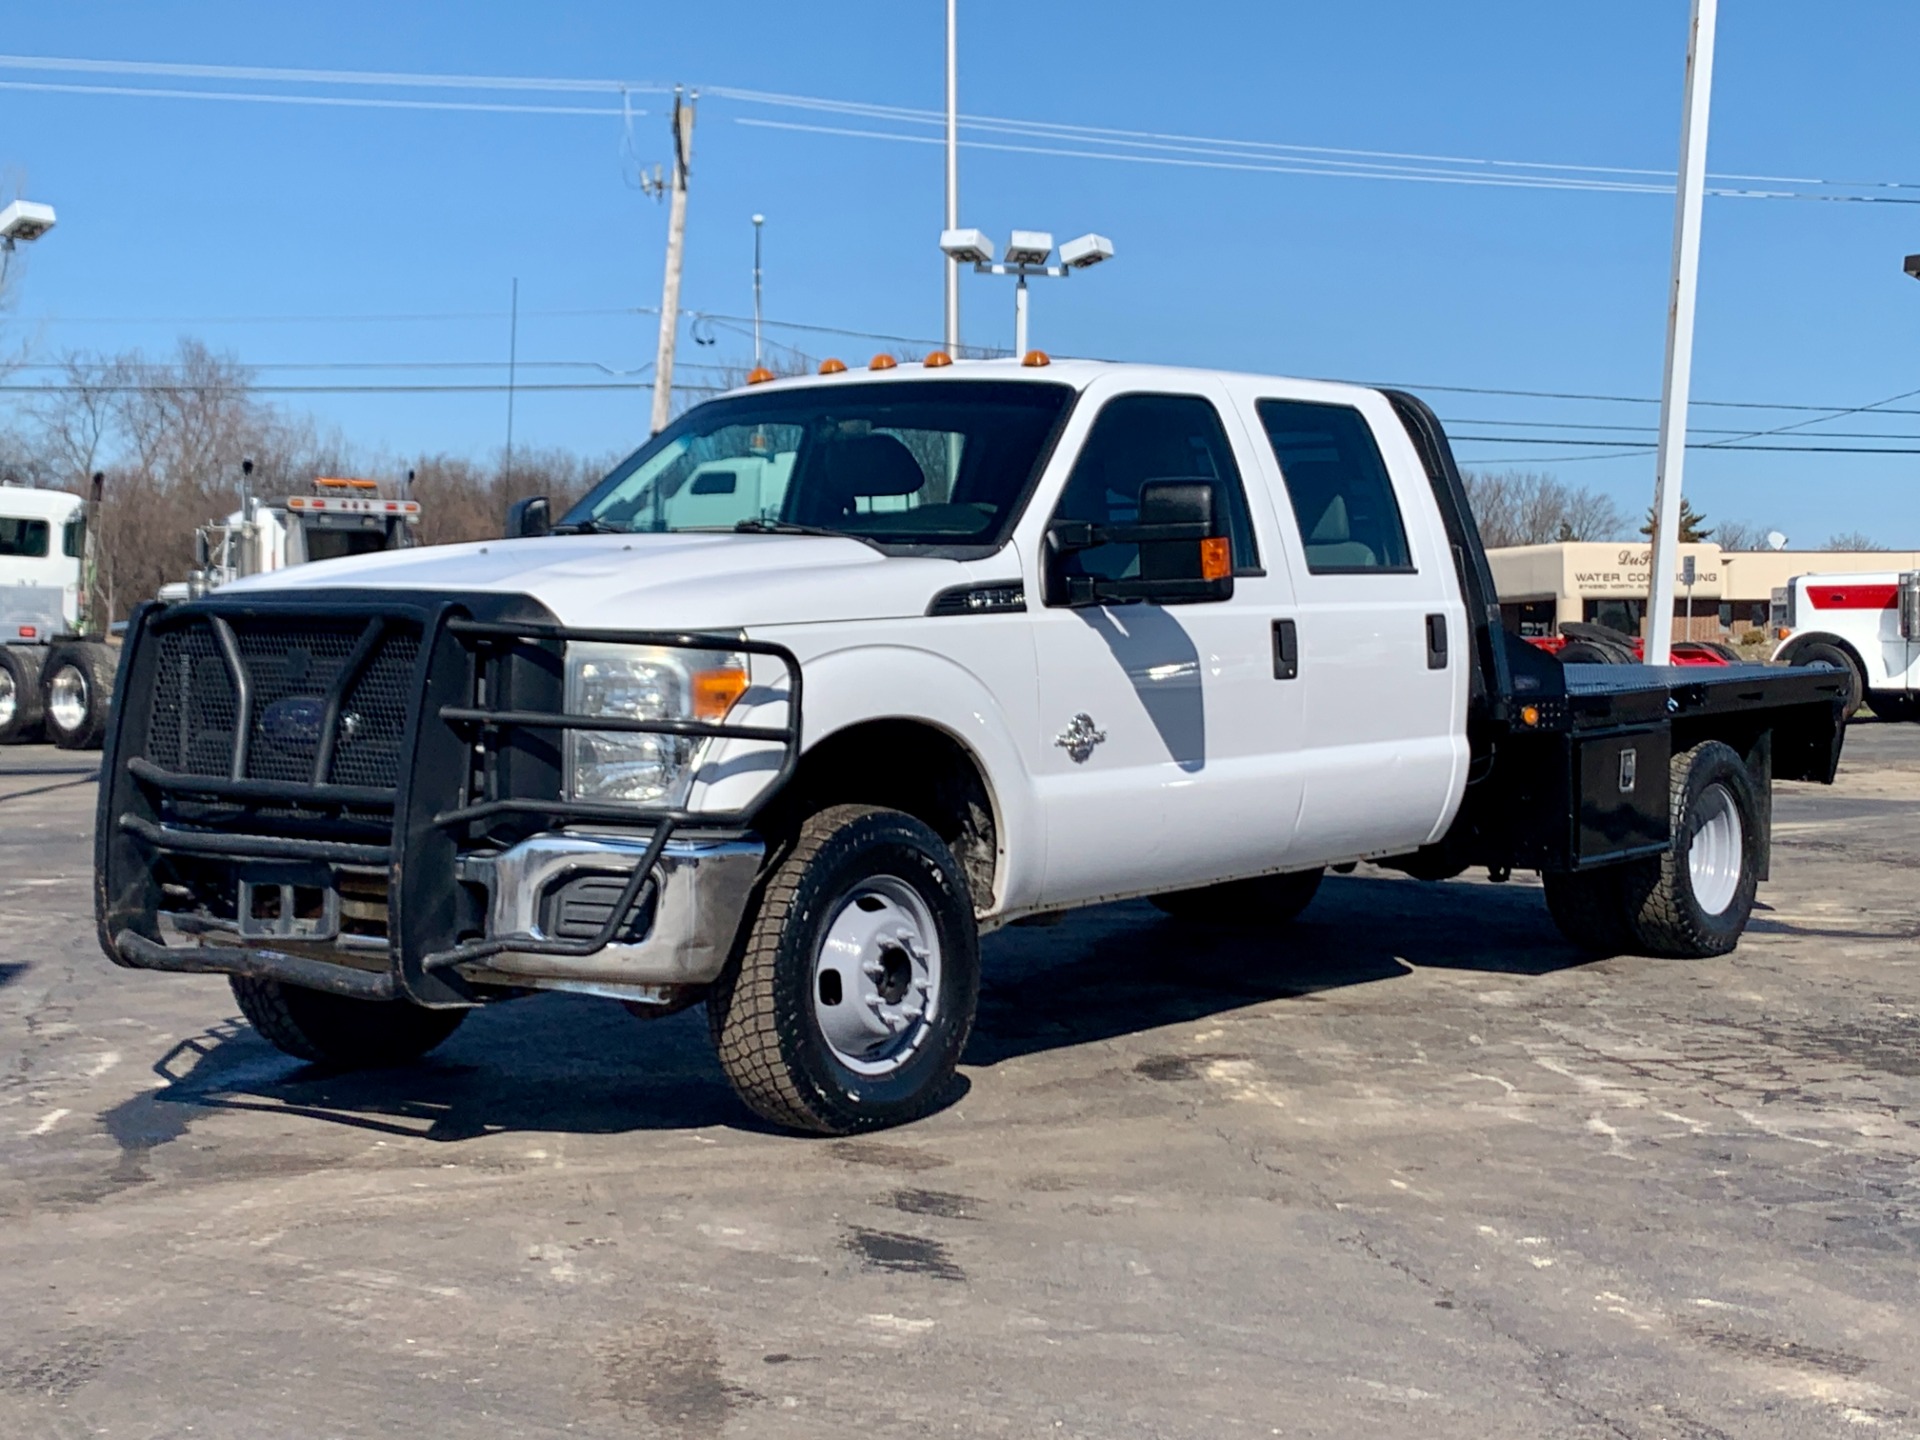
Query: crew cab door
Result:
<box><xmin>1020</xmin><ymin>381</ymin><xmax>1306</xmax><ymax>906</ymax></box>
<box><xmin>1222</xmin><ymin>381</ymin><xmax>1469</xmax><ymax>862</ymax></box>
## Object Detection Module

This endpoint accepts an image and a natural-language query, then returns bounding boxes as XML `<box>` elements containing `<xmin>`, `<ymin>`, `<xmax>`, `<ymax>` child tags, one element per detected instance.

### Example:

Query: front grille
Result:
<box><xmin>148</xmin><ymin>614</ymin><xmax>421</xmax><ymax>791</ymax></box>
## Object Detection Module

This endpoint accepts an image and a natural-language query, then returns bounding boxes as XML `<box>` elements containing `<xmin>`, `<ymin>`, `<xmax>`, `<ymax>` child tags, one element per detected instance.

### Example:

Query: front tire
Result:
<box><xmin>42</xmin><ymin>642</ymin><xmax>115</xmax><ymax>750</ymax></box>
<box><xmin>1791</xmin><ymin>641</ymin><xmax>1863</xmax><ymax>720</ymax></box>
<box><xmin>230</xmin><ymin>975</ymin><xmax>467</xmax><ymax>1067</ymax></box>
<box><xmin>1151</xmin><ymin>867</ymin><xmax>1324</xmax><ymax>925</ymax></box>
<box><xmin>707</xmin><ymin>805</ymin><xmax>979</xmax><ymax>1135</ymax></box>
<box><xmin>0</xmin><ymin>647</ymin><xmax>45</xmax><ymax>744</ymax></box>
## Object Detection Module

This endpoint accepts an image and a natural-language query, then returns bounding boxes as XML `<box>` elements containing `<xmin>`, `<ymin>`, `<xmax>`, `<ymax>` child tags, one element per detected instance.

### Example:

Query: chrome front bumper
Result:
<box><xmin>464</xmin><ymin>832</ymin><xmax>765</xmax><ymax>991</ymax></box>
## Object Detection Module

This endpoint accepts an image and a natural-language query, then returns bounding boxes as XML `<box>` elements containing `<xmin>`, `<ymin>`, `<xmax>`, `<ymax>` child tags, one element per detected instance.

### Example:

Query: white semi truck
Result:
<box><xmin>96</xmin><ymin>358</ymin><xmax>1847</xmax><ymax>1134</ymax></box>
<box><xmin>1770</xmin><ymin>570</ymin><xmax>1920</xmax><ymax>721</ymax></box>
<box><xmin>0</xmin><ymin>482</ymin><xmax>117</xmax><ymax>748</ymax></box>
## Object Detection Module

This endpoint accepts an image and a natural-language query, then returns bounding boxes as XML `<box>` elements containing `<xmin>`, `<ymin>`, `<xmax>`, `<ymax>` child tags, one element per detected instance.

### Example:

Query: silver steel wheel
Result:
<box><xmin>0</xmin><ymin>667</ymin><xmax>14</xmax><ymax>728</ymax></box>
<box><xmin>1688</xmin><ymin>781</ymin><xmax>1744</xmax><ymax>916</ymax></box>
<box><xmin>47</xmin><ymin>665</ymin><xmax>87</xmax><ymax>734</ymax></box>
<box><xmin>812</xmin><ymin>875</ymin><xmax>943</xmax><ymax>1077</ymax></box>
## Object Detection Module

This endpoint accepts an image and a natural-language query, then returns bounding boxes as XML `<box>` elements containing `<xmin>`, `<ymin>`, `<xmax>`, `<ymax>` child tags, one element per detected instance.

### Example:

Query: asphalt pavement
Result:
<box><xmin>2</xmin><ymin>728</ymin><xmax>1918</xmax><ymax>1438</ymax></box>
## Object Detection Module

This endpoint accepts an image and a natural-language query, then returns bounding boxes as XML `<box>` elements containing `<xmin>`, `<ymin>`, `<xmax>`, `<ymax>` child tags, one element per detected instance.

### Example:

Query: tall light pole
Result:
<box><xmin>939</xmin><ymin>229</ymin><xmax>1114</xmax><ymax>355</ymax></box>
<box><xmin>752</xmin><ymin>213</ymin><xmax>766</xmax><ymax>367</ymax></box>
<box><xmin>944</xmin><ymin>0</ymin><xmax>960</xmax><ymax>354</ymax></box>
<box><xmin>1645</xmin><ymin>0</ymin><xmax>1718</xmax><ymax>666</ymax></box>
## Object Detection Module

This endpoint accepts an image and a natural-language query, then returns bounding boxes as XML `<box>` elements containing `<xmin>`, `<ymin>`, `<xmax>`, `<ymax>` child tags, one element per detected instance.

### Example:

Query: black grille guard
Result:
<box><xmin>96</xmin><ymin>592</ymin><xmax>803</xmax><ymax>1006</ymax></box>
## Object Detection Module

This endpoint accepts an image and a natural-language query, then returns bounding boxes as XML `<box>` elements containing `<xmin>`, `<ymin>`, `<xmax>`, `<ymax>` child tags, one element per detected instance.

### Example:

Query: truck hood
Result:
<box><xmin>219</xmin><ymin>531</ymin><xmax>982</xmax><ymax>629</ymax></box>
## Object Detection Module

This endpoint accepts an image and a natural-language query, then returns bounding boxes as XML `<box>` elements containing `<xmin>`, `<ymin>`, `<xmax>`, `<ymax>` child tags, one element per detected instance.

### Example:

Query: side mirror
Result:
<box><xmin>506</xmin><ymin>495</ymin><xmax>551</xmax><ymax>539</ymax></box>
<box><xmin>1047</xmin><ymin>478</ymin><xmax>1234</xmax><ymax>606</ymax></box>
<box><xmin>193</xmin><ymin>529</ymin><xmax>210</xmax><ymax>570</ymax></box>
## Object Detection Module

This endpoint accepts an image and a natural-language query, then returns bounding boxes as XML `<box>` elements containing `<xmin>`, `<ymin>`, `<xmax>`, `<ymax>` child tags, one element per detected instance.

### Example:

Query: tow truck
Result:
<box><xmin>95</xmin><ymin>358</ymin><xmax>1846</xmax><ymax>1134</ymax></box>
<box><xmin>160</xmin><ymin>474</ymin><xmax>423</xmax><ymax>601</ymax></box>
<box><xmin>1770</xmin><ymin>569</ymin><xmax>1920</xmax><ymax>720</ymax></box>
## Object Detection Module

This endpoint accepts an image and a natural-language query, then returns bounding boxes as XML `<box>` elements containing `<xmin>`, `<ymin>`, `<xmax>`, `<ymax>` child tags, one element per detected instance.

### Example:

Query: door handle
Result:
<box><xmin>1272</xmin><ymin>619</ymin><xmax>1298</xmax><ymax>680</ymax></box>
<box><xmin>1426</xmin><ymin>613</ymin><xmax>1448</xmax><ymax>670</ymax></box>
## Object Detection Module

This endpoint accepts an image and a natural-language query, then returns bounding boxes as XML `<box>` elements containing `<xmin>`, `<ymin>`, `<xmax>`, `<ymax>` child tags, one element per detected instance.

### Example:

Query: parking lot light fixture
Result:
<box><xmin>0</xmin><ymin>198</ymin><xmax>56</xmax><ymax>286</ymax></box>
<box><xmin>943</xmin><ymin>225</ymin><xmax>1114</xmax><ymax>356</ymax></box>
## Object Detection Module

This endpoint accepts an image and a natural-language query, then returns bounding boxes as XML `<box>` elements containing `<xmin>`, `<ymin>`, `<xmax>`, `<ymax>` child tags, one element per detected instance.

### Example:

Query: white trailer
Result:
<box><xmin>1770</xmin><ymin>570</ymin><xmax>1920</xmax><ymax>720</ymax></box>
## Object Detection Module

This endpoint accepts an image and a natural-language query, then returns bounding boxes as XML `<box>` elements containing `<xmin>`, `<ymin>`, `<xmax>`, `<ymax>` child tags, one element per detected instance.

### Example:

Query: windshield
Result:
<box><xmin>559</xmin><ymin>379</ymin><xmax>1074</xmax><ymax>549</ymax></box>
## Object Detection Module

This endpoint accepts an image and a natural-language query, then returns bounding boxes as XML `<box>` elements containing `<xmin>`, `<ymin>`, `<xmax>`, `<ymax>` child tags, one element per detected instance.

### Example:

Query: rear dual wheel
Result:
<box><xmin>42</xmin><ymin>642</ymin><xmax>115</xmax><ymax>749</ymax></box>
<box><xmin>0</xmin><ymin>648</ymin><xmax>45</xmax><ymax>744</ymax></box>
<box><xmin>1543</xmin><ymin>739</ymin><xmax>1760</xmax><ymax>959</ymax></box>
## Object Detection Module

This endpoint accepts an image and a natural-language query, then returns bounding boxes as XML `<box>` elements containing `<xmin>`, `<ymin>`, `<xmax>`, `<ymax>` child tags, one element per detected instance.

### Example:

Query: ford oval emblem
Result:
<box><xmin>261</xmin><ymin>696</ymin><xmax>326</xmax><ymax>747</ymax></box>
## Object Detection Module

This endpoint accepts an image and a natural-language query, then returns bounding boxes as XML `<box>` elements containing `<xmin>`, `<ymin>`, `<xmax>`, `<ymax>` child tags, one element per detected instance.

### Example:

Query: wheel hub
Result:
<box><xmin>812</xmin><ymin>876</ymin><xmax>942</xmax><ymax>1076</ymax></box>
<box><xmin>0</xmin><ymin>668</ymin><xmax>14</xmax><ymax>728</ymax></box>
<box><xmin>47</xmin><ymin>666</ymin><xmax>87</xmax><ymax>733</ymax></box>
<box><xmin>1687</xmin><ymin>781</ymin><xmax>1743</xmax><ymax>917</ymax></box>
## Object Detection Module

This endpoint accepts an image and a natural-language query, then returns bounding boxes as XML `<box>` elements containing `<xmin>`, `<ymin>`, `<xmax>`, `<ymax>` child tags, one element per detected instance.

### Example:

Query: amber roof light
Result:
<box><xmin>923</xmin><ymin>351</ymin><xmax>953</xmax><ymax>368</ymax></box>
<box><xmin>1021</xmin><ymin>350</ymin><xmax>1051</xmax><ymax>367</ymax></box>
<box><xmin>818</xmin><ymin>358</ymin><xmax>847</xmax><ymax>374</ymax></box>
<box><xmin>745</xmin><ymin>366</ymin><xmax>776</xmax><ymax>385</ymax></box>
<box><xmin>870</xmin><ymin>353</ymin><xmax>898</xmax><ymax>370</ymax></box>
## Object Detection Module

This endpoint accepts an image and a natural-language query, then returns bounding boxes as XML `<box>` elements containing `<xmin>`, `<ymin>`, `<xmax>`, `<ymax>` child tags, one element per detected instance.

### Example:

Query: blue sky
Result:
<box><xmin>3</xmin><ymin>1</ymin><xmax>1918</xmax><ymax>546</ymax></box>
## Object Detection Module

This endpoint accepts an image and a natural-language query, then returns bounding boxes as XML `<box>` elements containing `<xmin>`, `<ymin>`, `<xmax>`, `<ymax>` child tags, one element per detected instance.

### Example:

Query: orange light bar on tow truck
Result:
<box><xmin>314</xmin><ymin>477</ymin><xmax>380</xmax><ymax>490</ymax></box>
<box><xmin>286</xmin><ymin>495</ymin><xmax>421</xmax><ymax>519</ymax></box>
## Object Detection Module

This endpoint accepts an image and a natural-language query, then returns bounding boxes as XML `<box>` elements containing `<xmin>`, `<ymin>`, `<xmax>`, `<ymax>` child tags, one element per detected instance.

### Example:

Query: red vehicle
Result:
<box><xmin>1526</xmin><ymin>623</ymin><xmax>1734</xmax><ymax>667</ymax></box>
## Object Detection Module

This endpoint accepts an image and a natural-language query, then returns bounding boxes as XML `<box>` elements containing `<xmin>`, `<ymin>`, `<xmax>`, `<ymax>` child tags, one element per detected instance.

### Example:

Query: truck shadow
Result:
<box><xmin>968</xmin><ymin>872</ymin><xmax>1589</xmax><ymax>1066</ymax></box>
<box><xmin>133</xmin><ymin>873</ymin><xmax>1589</xmax><ymax>1140</ymax></box>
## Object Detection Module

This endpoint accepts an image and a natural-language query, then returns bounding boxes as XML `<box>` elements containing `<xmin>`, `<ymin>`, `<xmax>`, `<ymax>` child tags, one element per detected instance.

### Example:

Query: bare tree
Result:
<box><xmin>1463</xmin><ymin>470</ymin><xmax>1626</xmax><ymax>548</ymax></box>
<box><xmin>1711</xmin><ymin>519</ymin><xmax>1779</xmax><ymax>552</ymax></box>
<box><xmin>1824</xmin><ymin>531</ymin><xmax>1886</xmax><ymax>551</ymax></box>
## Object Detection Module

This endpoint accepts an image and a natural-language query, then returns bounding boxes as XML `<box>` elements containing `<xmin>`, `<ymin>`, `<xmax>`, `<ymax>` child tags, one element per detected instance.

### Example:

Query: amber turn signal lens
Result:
<box><xmin>1021</xmin><ymin>349</ymin><xmax>1051</xmax><ymax>367</ymax></box>
<box><xmin>1199</xmin><ymin>537</ymin><xmax>1231</xmax><ymax>582</ymax></box>
<box><xmin>923</xmin><ymin>351</ymin><xmax>953</xmax><ymax>367</ymax></box>
<box><xmin>692</xmin><ymin>667</ymin><xmax>750</xmax><ymax>722</ymax></box>
<box><xmin>818</xmin><ymin>358</ymin><xmax>847</xmax><ymax>374</ymax></box>
<box><xmin>745</xmin><ymin>366</ymin><xmax>775</xmax><ymax>385</ymax></box>
<box><xmin>1520</xmin><ymin>704</ymin><xmax>1541</xmax><ymax>727</ymax></box>
<box><xmin>870</xmin><ymin>353</ymin><xmax>898</xmax><ymax>370</ymax></box>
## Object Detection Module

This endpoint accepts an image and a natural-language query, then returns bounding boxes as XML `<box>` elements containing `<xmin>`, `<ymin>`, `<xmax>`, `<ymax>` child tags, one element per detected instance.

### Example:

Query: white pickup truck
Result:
<box><xmin>96</xmin><ymin>359</ymin><xmax>1846</xmax><ymax>1134</ymax></box>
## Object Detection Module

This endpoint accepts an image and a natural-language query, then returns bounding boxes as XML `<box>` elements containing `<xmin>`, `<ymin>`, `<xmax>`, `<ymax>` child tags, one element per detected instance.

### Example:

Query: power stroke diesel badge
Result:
<box><xmin>1055</xmin><ymin>713</ymin><xmax>1107</xmax><ymax>764</ymax></box>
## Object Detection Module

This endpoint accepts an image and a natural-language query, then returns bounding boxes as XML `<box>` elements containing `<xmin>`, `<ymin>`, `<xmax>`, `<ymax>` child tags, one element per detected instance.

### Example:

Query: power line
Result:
<box><xmin>0</xmin><ymin>79</ymin><xmax>635</xmax><ymax>118</ymax></box>
<box><xmin>4</xmin><ymin>52</ymin><xmax>1918</xmax><ymax>203</ymax></box>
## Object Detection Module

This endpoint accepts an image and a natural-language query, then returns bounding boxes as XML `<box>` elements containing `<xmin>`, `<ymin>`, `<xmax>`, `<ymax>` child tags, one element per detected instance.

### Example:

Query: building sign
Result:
<box><xmin>1571</xmin><ymin>547</ymin><xmax>1720</xmax><ymax>596</ymax></box>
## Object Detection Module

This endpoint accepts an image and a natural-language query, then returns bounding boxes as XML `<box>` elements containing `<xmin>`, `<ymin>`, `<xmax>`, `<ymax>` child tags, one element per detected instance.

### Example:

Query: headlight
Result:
<box><xmin>565</xmin><ymin>643</ymin><xmax>749</xmax><ymax>806</ymax></box>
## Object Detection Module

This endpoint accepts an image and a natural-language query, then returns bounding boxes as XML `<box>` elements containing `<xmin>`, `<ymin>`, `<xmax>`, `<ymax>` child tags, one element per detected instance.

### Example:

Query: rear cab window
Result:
<box><xmin>1256</xmin><ymin>399</ymin><xmax>1413</xmax><ymax>574</ymax></box>
<box><xmin>0</xmin><ymin>517</ymin><xmax>51</xmax><ymax>558</ymax></box>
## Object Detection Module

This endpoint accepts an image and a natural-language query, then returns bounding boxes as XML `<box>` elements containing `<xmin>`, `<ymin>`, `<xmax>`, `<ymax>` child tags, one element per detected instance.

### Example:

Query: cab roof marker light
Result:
<box><xmin>819</xmin><ymin>358</ymin><xmax>847</xmax><ymax>374</ymax></box>
<box><xmin>746</xmin><ymin>366</ymin><xmax>776</xmax><ymax>385</ymax></box>
<box><xmin>1022</xmin><ymin>350</ymin><xmax>1051</xmax><ymax>367</ymax></box>
<box><xmin>870</xmin><ymin>354</ymin><xmax>897</xmax><ymax>370</ymax></box>
<box><xmin>923</xmin><ymin>351</ymin><xmax>953</xmax><ymax>368</ymax></box>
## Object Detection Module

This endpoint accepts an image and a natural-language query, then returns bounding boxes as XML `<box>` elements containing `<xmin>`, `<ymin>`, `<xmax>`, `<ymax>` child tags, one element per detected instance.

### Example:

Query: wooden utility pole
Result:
<box><xmin>651</xmin><ymin>89</ymin><xmax>696</xmax><ymax>434</ymax></box>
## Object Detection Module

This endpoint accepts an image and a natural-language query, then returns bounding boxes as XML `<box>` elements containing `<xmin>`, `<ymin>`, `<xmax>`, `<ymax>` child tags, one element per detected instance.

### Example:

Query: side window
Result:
<box><xmin>1049</xmin><ymin>393</ymin><xmax>1259</xmax><ymax>584</ymax></box>
<box><xmin>1257</xmin><ymin>399</ymin><xmax>1413</xmax><ymax>574</ymax></box>
<box><xmin>63</xmin><ymin>517</ymin><xmax>85</xmax><ymax>559</ymax></box>
<box><xmin>0</xmin><ymin>517</ymin><xmax>50</xmax><ymax>558</ymax></box>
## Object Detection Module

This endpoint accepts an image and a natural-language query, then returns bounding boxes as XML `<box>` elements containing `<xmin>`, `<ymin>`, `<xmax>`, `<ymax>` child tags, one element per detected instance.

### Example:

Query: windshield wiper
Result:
<box><xmin>732</xmin><ymin>519</ymin><xmax>883</xmax><ymax>551</ymax></box>
<box><xmin>552</xmin><ymin>517</ymin><xmax>618</xmax><ymax>535</ymax></box>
